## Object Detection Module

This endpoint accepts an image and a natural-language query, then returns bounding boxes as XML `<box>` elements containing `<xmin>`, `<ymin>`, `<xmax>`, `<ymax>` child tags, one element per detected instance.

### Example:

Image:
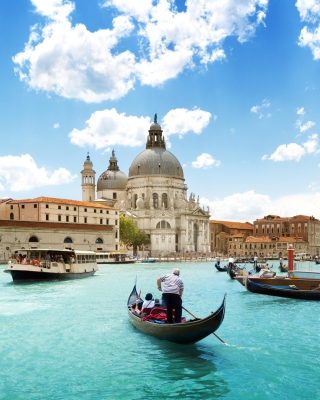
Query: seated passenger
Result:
<box><xmin>153</xmin><ymin>299</ymin><xmax>161</xmax><ymax>308</ymax></box>
<box><xmin>142</xmin><ymin>293</ymin><xmax>155</xmax><ymax>311</ymax></box>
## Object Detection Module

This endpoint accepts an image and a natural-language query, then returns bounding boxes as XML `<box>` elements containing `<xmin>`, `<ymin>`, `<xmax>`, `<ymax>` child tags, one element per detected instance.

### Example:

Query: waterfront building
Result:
<box><xmin>0</xmin><ymin>197</ymin><xmax>118</xmax><ymax>262</ymax></box>
<box><xmin>253</xmin><ymin>214</ymin><xmax>320</xmax><ymax>256</ymax></box>
<box><xmin>209</xmin><ymin>220</ymin><xmax>253</xmax><ymax>255</ymax></box>
<box><xmin>82</xmin><ymin>115</ymin><xmax>211</xmax><ymax>257</ymax></box>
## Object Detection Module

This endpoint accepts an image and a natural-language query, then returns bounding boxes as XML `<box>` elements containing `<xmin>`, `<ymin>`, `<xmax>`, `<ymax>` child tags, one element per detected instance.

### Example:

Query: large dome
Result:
<box><xmin>97</xmin><ymin>150</ymin><xmax>128</xmax><ymax>190</ymax></box>
<box><xmin>129</xmin><ymin>148</ymin><xmax>184</xmax><ymax>178</ymax></box>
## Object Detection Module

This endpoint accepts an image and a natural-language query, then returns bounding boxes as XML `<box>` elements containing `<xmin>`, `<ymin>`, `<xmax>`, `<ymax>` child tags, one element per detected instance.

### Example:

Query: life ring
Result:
<box><xmin>33</xmin><ymin>259</ymin><xmax>40</xmax><ymax>267</ymax></box>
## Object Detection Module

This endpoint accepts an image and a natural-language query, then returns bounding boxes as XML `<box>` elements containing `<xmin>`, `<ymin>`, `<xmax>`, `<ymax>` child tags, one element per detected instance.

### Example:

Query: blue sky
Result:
<box><xmin>1</xmin><ymin>0</ymin><xmax>320</xmax><ymax>222</ymax></box>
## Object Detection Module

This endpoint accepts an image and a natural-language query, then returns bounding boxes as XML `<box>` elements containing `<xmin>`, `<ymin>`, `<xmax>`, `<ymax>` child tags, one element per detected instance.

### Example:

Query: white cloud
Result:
<box><xmin>250</xmin><ymin>99</ymin><xmax>270</xmax><ymax>118</ymax></box>
<box><xmin>296</xmin><ymin>0</ymin><xmax>320</xmax><ymax>23</ymax></box>
<box><xmin>296</xmin><ymin>119</ymin><xmax>315</xmax><ymax>132</ymax></box>
<box><xmin>297</xmin><ymin>1</ymin><xmax>320</xmax><ymax>59</ymax></box>
<box><xmin>69</xmin><ymin>107</ymin><xmax>211</xmax><ymax>150</ymax></box>
<box><xmin>13</xmin><ymin>0</ymin><xmax>268</xmax><ymax>102</ymax></box>
<box><xmin>191</xmin><ymin>153</ymin><xmax>220</xmax><ymax>169</ymax></box>
<box><xmin>201</xmin><ymin>190</ymin><xmax>272</xmax><ymax>222</ymax></box>
<box><xmin>53</xmin><ymin>123</ymin><xmax>60</xmax><ymax>129</ymax></box>
<box><xmin>262</xmin><ymin>134</ymin><xmax>319</xmax><ymax>161</ymax></box>
<box><xmin>162</xmin><ymin>108</ymin><xmax>211</xmax><ymax>138</ymax></box>
<box><xmin>200</xmin><ymin>189</ymin><xmax>320</xmax><ymax>222</ymax></box>
<box><xmin>0</xmin><ymin>154</ymin><xmax>76</xmax><ymax>192</ymax></box>
<box><xmin>69</xmin><ymin>108</ymin><xmax>150</xmax><ymax>149</ymax></box>
<box><xmin>297</xmin><ymin>106</ymin><xmax>305</xmax><ymax>116</ymax></box>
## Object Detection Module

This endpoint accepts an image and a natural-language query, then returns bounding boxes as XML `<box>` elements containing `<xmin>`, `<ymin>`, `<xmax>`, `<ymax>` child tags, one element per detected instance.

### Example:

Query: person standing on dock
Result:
<box><xmin>157</xmin><ymin>268</ymin><xmax>184</xmax><ymax>323</ymax></box>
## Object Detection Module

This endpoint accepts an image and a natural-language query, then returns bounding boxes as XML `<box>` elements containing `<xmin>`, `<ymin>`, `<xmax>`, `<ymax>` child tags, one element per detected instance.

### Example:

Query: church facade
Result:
<box><xmin>83</xmin><ymin>116</ymin><xmax>211</xmax><ymax>257</ymax></box>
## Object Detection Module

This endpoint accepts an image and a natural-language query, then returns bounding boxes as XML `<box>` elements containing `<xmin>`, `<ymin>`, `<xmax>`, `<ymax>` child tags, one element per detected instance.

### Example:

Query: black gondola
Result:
<box><xmin>215</xmin><ymin>263</ymin><xmax>228</xmax><ymax>272</ymax></box>
<box><xmin>127</xmin><ymin>281</ymin><xmax>226</xmax><ymax>344</ymax></box>
<box><xmin>245</xmin><ymin>278</ymin><xmax>320</xmax><ymax>300</ymax></box>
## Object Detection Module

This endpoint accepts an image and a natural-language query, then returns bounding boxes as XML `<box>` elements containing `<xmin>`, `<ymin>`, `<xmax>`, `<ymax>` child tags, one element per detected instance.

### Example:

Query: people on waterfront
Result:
<box><xmin>157</xmin><ymin>268</ymin><xmax>184</xmax><ymax>323</ymax></box>
<box><xmin>142</xmin><ymin>293</ymin><xmax>155</xmax><ymax>311</ymax></box>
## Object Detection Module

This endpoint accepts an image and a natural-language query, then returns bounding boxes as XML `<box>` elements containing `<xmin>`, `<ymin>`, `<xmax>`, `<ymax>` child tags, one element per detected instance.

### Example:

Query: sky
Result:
<box><xmin>1</xmin><ymin>0</ymin><xmax>320</xmax><ymax>223</ymax></box>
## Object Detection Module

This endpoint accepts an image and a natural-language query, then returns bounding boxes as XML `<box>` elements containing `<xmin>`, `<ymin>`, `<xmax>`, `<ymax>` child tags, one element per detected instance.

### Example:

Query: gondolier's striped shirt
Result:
<box><xmin>160</xmin><ymin>273</ymin><xmax>184</xmax><ymax>294</ymax></box>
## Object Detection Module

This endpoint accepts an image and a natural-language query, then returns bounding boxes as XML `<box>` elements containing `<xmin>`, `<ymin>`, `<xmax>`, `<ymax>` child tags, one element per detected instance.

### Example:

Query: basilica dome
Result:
<box><xmin>97</xmin><ymin>151</ymin><xmax>128</xmax><ymax>190</ymax></box>
<box><xmin>129</xmin><ymin>148</ymin><xmax>184</xmax><ymax>178</ymax></box>
<box><xmin>128</xmin><ymin>116</ymin><xmax>184</xmax><ymax>179</ymax></box>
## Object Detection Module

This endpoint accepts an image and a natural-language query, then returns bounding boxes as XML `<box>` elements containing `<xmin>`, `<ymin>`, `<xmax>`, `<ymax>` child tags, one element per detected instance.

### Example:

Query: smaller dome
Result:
<box><xmin>97</xmin><ymin>170</ymin><xmax>127</xmax><ymax>190</ymax></box>
<box><xmin>150</xmin><ymin>122</ymin><xmax>162</xmax><ymax>131</ymax></box>
<box><xmin>97</xmin><ymin>150</ymin><xmax>128</xmax><ymax>190</ymax></box>
<box><xmin>84</xmin><ymin>153</ymin><xmax>93</xmax><ymax>166</ymax></box>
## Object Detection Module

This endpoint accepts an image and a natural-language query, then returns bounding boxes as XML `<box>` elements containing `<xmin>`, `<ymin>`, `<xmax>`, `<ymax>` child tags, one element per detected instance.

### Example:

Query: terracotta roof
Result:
<box><xmin>210</xmin><ymin>220</ymin><xmax>253</xmax><ymax>229</ymax></box>
<box><xmin>8</xmin><ymin>197</ymin><xmax>115</xmax><ymax>210</ymax></box>
<box><xmin>245</xmin><ymin>236</ymin><xmax>272</xmax><ymax>243</ymax></box>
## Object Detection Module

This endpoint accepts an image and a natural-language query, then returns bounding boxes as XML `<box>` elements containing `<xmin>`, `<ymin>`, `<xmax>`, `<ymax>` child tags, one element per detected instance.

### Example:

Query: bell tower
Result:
<box><xmin>81</xmin><ymin>153</ymin><xmax>96</xmax><ymax>201</ymax></box>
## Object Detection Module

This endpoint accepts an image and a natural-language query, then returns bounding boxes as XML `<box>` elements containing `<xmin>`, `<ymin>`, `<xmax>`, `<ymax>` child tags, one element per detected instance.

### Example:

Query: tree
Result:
<box><xmin>119</xmin><ymin>216</ymin><xmax>150</xmax><ymax>254</ymax></box>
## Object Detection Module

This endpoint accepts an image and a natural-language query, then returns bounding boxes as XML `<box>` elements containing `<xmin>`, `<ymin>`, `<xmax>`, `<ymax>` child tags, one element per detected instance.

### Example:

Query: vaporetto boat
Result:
<box><xmin>95</xmin><ymin>250</ymin><xmax>136</xmax><ymax>264</ymax></box>
<box><xmin>5</xmin><ymin>248</ymin><xmax>98</xmax><ymax>283</ymax></box>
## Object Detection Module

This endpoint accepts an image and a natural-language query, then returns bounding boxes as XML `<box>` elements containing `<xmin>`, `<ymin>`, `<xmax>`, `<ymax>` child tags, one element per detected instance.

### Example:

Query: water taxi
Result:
<box><xmin>5</xmin><ymin>248</ymin><xmax>98</xmax><ymax>283</ymax></box>
<box><xmin>95</xmin><ymin>250</ymin><xmax>136</xmax><ymax>264</ymax></box>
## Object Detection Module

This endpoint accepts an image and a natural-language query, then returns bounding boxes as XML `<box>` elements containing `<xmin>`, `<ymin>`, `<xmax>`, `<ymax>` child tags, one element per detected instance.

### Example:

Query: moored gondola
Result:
<box><xmin>127</xmin><ymin>281</ymin><xmax>226</xmax><ymax>344</ymax></box>
<box><xmin>245</xmin><ymin>278</ymin><xmax>320</xmax><ymax>300</ymax></box>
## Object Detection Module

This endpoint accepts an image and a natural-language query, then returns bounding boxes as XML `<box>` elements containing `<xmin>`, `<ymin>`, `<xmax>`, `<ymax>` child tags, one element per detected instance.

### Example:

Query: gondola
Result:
<box><xmin>215</xmin><ymin>263</ymin><xmax>228</xmax><ymax>272</ymax></box>
<box><xmin>245</xmin><ymin>278</ymin><xmax>320</xmax><ymax>300</ymax></box>
<box><xmin>279</xmin><ymin>264</ymin><xmax>288</xmax><ymax>273</ymax></box>
<box><xmin>127</xmin><ymin>282</ymin><xmax>226</xmax><ymax>344</ymax></box>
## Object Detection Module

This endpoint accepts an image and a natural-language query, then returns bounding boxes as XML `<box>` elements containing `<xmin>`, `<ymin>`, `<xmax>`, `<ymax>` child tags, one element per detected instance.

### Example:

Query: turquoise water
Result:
<box><xmin>0</xmin><ymin>261</ymin><xmax>319</xmax><ymax>399</ymax></box>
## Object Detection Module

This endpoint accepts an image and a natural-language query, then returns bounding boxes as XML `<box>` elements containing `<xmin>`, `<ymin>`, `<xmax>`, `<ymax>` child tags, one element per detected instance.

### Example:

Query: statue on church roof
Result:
<box><xmin>154</xmin><ymin>113</ymin><xmax>157</xmax><ymax>123</ymax></box>
<box><xmin>112</xmin><ymin>149</ymin><xmax>115</xmax><ymax>157</ymax></box>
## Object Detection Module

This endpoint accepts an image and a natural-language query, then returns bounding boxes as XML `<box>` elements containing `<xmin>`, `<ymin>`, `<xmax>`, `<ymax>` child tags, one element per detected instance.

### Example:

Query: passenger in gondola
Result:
<box><xmin>153</xmin><ymin>299</ymin><xmax>161</xmax><ymax>308</ymax></box>
<box><xmin>141</xmin><ymin>293</ymin><xmax>155</xmax><ymax>312</ymax></box>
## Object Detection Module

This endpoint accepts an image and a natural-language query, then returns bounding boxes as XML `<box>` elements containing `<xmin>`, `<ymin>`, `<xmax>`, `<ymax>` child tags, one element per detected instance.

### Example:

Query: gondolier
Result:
<box><xmin>157</xmin><ymin>268</ymin><xmax>184</xmax><ymax>323</ymax></box>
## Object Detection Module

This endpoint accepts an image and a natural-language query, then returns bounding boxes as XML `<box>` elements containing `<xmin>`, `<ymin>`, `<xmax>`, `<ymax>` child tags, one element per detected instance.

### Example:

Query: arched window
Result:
<box><xmin>156</xmin><ymin>220</ymin><xmax>171</xmax><ymax>229</ymax></box>
<box><xmin>161</xmin><ymin>193</ymin><xmax>167</xmax><ymax>208</ymax></box>
<box><xmin>10</xmin><ymin>213</ymin><xmax>14</xmax><ymax>220</ymax></box>
<box><xmin>29</xmin><ymin>236</ymin><xmax>39</xmax><ymax>243</ymax></box>
<box><xmin>95</xmin><ymin>238</ymin><xmax>103</xmax><ymax>244</ymax></box>
<box><xmin>153</xmin><ymin>193</ymin><xmax>158</xmax><ymax>208</ymax></box>
<box><xmin>134</xmin><ymin>194</ymin><xmax>138</xmax><ymax>208</ymax></box>
<box><xmin>64</xmin><ymin>237</ymin><xmax>73</xmax><ymax>243</ymax></box>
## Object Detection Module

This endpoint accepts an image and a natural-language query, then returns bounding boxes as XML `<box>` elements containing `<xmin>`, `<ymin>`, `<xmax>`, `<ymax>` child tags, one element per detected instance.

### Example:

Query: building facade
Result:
<box><xmin>83</xmin><ymin>116</ymin><xmax>211</xmax><ymax>257</ymax></box>
<box><xmin>0</xmin><ymin>197</ymin><xmax>118</xmax><ymax>262</ymax></box>
<box><xmin>253</xmin><ymin>214</ymin><xmax>320</xmax><ymax>257</ymax></box>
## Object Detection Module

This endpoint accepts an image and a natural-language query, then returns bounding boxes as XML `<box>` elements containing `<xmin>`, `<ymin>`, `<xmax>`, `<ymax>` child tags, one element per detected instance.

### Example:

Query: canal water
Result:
<box><xmin>0</xmin><ymin>260</ymin><xmax>319</xmax><ymax>399</ymax></box>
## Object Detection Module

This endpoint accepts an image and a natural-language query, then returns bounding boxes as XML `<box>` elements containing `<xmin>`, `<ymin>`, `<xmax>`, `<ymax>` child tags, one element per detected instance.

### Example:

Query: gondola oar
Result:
<box><xmin>182</xmin><ymin>306</ymin><xmax>228</xmax><ymax>345</ymax></box>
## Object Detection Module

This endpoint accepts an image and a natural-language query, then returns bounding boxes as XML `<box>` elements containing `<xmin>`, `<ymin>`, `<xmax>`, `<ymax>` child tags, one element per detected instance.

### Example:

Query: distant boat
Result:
<box><xmin>140</xmin><ymin>258</ymin><xmax>156</xmax><ymax>263</ymax></box>
<box><xmin>245</xmin><ymin>278</ymin><xmax>320</xmax><ymax>300</ymax></box>
<box><xmin>279</xmin><ymin>264</ymin><xmax>288</xmax><ymax>273</ymax></box>
<box><xmin>95</xmin><ymin>250</ymin><xmax>136</xmax><ymax>264</ymax></box>
<box><xmin>215</xmin><ymin>263</ymin><xmax>228</xmax><ymax>272</ymax></box>
<box><xmin>5</xmin><ymin>248</ymin><xmax>98</xmax><ymax>283</ymax></box>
